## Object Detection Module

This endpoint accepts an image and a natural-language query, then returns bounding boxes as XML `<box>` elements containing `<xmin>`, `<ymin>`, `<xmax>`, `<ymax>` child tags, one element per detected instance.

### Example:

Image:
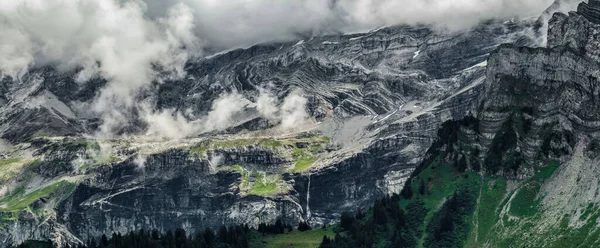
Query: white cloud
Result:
<box><xmin>133</xmin><ymin>154</ymin><xmax>147</xmax><ymax>170</ymax></box>
<box><xmin>0</xmin><ymin>0</ymin><xmax>570</xmax><ymax>138</ymax></box>
<box><xmin>143</xmin><ymin>107</ymin><xmax>198</xmax><ymax>140</ymax></box>
<box><xmin>202</xmin><ymin>92</ymin><xmax>250</xmax><ymax>132</ymax></box>
<box><xmin>255</xmin><ymin>88</ymin><xmax>313</xmax><ymax>132</ymax></box>
<box><xmin>278</xmin><ymin>90</ymin><xmax>311</xmax><ymax>131</ymax></box>
<box><xmin>175</xmin><ymin>0</ymin><xmax>558</xmax><ymax>51</ymax></box>
<box><xmin>256</xmin><ymin>88</ymin><xmax>279</xmax><ymax>120</ymax></box>
<box><xmin>0</xmin><ymin>0</ymin><xmax>200</xmax><ymax>138</ymax></box>
<box><xmin>0</xmin><ymin>0</ymin><xmax>562</xmax><ymax>79</ymax></box>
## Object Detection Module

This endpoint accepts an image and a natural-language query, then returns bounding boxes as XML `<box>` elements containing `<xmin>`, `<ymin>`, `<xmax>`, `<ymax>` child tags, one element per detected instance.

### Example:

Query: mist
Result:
<box><xmin>149</xmin><ymin>0</ymin><xmax>560</xmax><ymax>52</ymax></box>
<box><xmin>203</xmin><ymin>93</ymin><xmax>250</xmax><ymax>132</ymax></box>
<box><xmin>0</xmin><ymin>0</ymin><xmax>569</xmax><ymax>139</ymax></box>
<box><xmin>0</xmin><ymin>0</ymin><xmax>563</xmax><ymax>78</ymax></box>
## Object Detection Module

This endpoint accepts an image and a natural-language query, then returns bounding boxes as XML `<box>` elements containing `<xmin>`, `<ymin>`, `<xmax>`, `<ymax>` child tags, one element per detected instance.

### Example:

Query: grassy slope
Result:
<box><xmin>0</xmin><ymin>180</ymin><xmax>76</xmax><ymax>212</ymax></box>
<box><xmin>252</xmin><ymin>227</ymin><xmax>336</xmax><ymax>248</ymax></box>
<box><xmin>463</xmin><ymin>160</ymin><xmax>600</xmax><ymax>248</ymax></box>
<box><xmin>248</xmin><ymin>173</ymin><xmax>281</xmax><ymax>196</ymax></box>
<box><xmin>0</xmin><ymin>158</ymin><xmax>30</xmax><ymax>182</ymax></box>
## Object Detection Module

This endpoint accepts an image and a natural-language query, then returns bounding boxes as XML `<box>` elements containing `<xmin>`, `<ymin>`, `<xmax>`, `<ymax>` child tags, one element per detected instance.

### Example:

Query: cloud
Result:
<box><xmin>208</xmin><ymin>153</ymin><xmax>223</xmax><ymax>170</ymax></box>
<box><xmin>139</xmin><ymin>89</ymin><xmax>313</xmax><ymax>139</ymax></box>
<box><xmin>0</xmin><ymin>0</ymin><xmax>200</xmax><ymax>138</ymax></box>
<box><xmin>0</xmin><ymin>139</ymin><xmax>11</xmax><ymax>153</ymax></box>
<box><xmin>278</xmin><ymin>90</ymin><xmax>312</xmax><ymax>131</ymax></box>
<box><xmin>143</xmin><ymin>107</ymin><xmax>198</xmax><ymax>140</ymax></box>
<box><xmin>133</xmin><ymin>154</ymin><xmax>147</xmax><ymax>170</ymax></box>
<box><xmin>0</xmin><ymin>0</ymin><xmax>562</xmax><ymax>78</ymax></box>
<box><xmin>256</xmin><ymin>88</ymin><xmax>279</xmax><ymax>120</ymax></box>
<box><xmin>0</xmin><ymin>0</ymin><xmax>568</xmax><ymax>139</ymax></box>
<box><xmin>255</xmin><ymin>88</ymin><xmax>313</xmax><ymax>132</ymax></box>
<box><xmin>202</xmin><ymin>92</ymin><xmax>250</xmax><ymax>132</ymax></box>
<box><xmin>167</xmin><ymin>0</ymin><xmax>559</xmax><ymax>51</ymax></box>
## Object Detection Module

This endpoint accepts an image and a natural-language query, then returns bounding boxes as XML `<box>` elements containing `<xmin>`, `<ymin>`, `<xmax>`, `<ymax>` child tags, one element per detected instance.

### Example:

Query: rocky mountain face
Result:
<box><xmin>477</xmin><ymin>1</ymin><xmax>600</xmax><ymax>245</ymax></box>
<box><xmin>0</xmin><ymin>1</ymin><xmax>582</xmax><ymax>246</ymax></box>
<box><xmin>370</xmin><ymin>1</ymin><xmax>600</xmax><ymax>246</ymax></box>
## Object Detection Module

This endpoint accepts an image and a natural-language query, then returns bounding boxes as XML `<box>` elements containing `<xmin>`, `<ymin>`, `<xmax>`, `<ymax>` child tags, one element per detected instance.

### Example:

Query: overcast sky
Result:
<box><xmin>0</xmin><ymin>0</ymin><xmax>562</xmax><ymax>78</ymax></box>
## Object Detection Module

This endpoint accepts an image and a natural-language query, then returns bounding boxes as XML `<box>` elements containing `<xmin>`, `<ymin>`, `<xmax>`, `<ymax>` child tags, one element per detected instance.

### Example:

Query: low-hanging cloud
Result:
<box><xmin>156</xmin><ymin>0</ymin><xmax>559</xmax><ymax>52</ymax></box>
<box><xmin>256</xmin><ymin>88</ymin><xmax>279</xmax><ymax>120</ymax></box>
<box><xmin>0</xmin><ymin>0</ymin><xmax>201</xmax><ymax>138</ymax></box>
<box><xmin>143</xmin><ymin>107</ymin><xmax>198</xmax><ymax>140</ymax></box>
<box><xmin>202</xmin><ymin>92</ymin><xmax>250</xmax><ymax>132</ymax></box>
<box><xmin>279</xmin><ymin>90</ymin><xmax>311</xmax><ymax>131</ymax></box>
<box><xmin>256</xmin><ymin>89</ymin><xmax>313</xmax><ymax>132</ymax></box>
<box><xmin>0</xmin><ymin>0</ymin><xmax>569</xmax><ymax>139</ymax></box>
<box><xmin>1</xmin><ymin>0</ymin><xmax>563</xmax><ymax>78</ymax></box>
<box><xmin>141</xmin><ymin>89</ymin><xmax>312</xmax><ymax>140</ymax></box>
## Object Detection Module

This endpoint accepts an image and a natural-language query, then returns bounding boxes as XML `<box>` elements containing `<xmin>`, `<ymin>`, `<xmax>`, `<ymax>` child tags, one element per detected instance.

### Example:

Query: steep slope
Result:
<box><xmin>0</xmin><ymin>10</ymin><xmax>543</xmax><ymax>248</ymax></box>
<box><xmin>322</xmin><ymin>1</ymin><xmax>600</xmax><ymax>247</ymax></box>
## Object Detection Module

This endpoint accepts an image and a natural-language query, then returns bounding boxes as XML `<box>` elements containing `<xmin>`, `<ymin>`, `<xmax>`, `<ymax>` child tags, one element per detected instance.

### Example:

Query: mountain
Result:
<box><xmin>320</xmin><ymin>1</ymin><xmax>600</xmax><ymax>247</ymax></box>
<box><xmin>0</xmin><ymin>0</ymin><xmax>589</xmax><ymax>247</ymax></box>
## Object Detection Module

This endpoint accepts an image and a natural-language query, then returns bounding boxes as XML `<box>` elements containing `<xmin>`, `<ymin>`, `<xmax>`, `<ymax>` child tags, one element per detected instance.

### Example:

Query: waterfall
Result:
<box><xmin>306</xmin><ymin>174</ymin><xmax>311</xmax><ymax>220</ymax></box>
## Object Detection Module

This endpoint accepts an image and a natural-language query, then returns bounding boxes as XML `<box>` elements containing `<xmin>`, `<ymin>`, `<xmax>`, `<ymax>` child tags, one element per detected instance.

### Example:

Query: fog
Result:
<box><xmin>0</xmin><ymin>0</ymin><xmax>570</xmax><ymax>139</ymax></box>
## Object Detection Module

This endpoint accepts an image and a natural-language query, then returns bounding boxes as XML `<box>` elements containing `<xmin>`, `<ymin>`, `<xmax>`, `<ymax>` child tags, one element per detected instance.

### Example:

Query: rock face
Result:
<box><xmin>577</xmin><ymin>0</ymin><xmax>600</xmax><ymax>24</ymax></box>
<box><xmin>469</xmin><ymin>0</ymin><xmax>600</xmax><ymax>179</ymax></box>
<box><xmin>0</xmin><ymin>7</ymin><xmax>556</xmax><ymax>248</ymax></box>
<box><xmin>351</xmin><ymin>2</ymin><xmax>600</xmax><ymax>246</ymax></box>
<box><xmin>406</xmin><ymin>2</ymin><xmax>600</xmax><ymax>245</ymax></box>
<box><xmin>59</xmin><ymin>149</ymin><xmax>301</xmax><ymax>243</ymax></box>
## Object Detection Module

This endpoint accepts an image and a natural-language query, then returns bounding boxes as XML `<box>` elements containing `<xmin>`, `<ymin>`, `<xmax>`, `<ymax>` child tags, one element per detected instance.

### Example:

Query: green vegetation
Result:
<box><xmin>16</xmin><ymin>222</ymin><xmax>333</xmax><ymax>248</ymax></box>
<box><xmin>79</xmin><ymin>155</ymin><xmax>119</xmax><ymax>171</ymax></box>
<box><xmin>0</xmin><ymin>181</ymin><xmax>76</xmax><ymax>212</ymax></box>
<box><xmin>0</xmin><ymin>158</ymin><xmax>28</xmax><ymax>182</ymax></box>
<box><xmin>218</xmin><ymin>165</ymin><xmax>285</xmax><ymax>196</ymax></box>
<box><xmin>255</xmin><ymin>226</ymin><xmax>335</xmax><ymax>248</ymax></box>
<box><xmin>15</xmin><ymin>116</ymin><xmax>596</xmax><ymax>248</ymax></box>
<box><xmin>289</xmin><ymin>148</ymin><xmax>317</xmax><ymax>172</ymax></box>
<box><xmin>508</xmin><ymin>181</ymin><xmax>541</xmax><ymax>217</ymax></box>
<box><xmin>0</xmin><ymin>158</ymin><xmax>21</xmax><ymax>166</ymax></box>
<box><xmin>0</xmin><ymin>212</ymin><xmax>17</xmax><ymax>227</ymax></box>
<box><xmin>189</xmin><ymin>135</ymin><xmax>329</xmax><ymax>175</ymax></box>
<box><xmin>534</xmin><ymin>160</ymin><xmax>560</xmax><ymax>179</ymax></box>
<box><xmin>550</xmin><ymin>205</ymin><xmax>600</xmax><ymax>248</ymax></box>
<box><xmin>425</xmin><ymin>189</ymin><xmax>478</xmax><ymax>248</ymax></box>
<box><xmin>38</xmin><ymin>139</ymin><xmax>100</xmax><ymax>153</ymax></box>
<box><xmin>501</xmin><ymin>161</ymin><xmax>559</xmax><ymax>218</ymax></box>
<box><xmin>189</xmin><ymin>136</ymin><xmax>327</xmax><ymax>155</ymax></box>
<box><xmin>315</xmin><ymin>116</ymin><xmax>585</xmax><ymax>248</ymax></box>
<box><xmin>469</xmin><ymin>177</ymin><xmax>507</xmax><ymax>245</ymax></box>
<box><xmin>402</xmin><ymin>159</ymin><xmax>480</xmax><ymax>246</ymax></box>
<box><xmin>231</xmin><ymin>165</ymin><xmax>250</xmax><ymax>190</ymax></box>
<box><xmin>248</xmin><ymin>173</ymin><xmax>280</xmax><ymax>196</ymax></box>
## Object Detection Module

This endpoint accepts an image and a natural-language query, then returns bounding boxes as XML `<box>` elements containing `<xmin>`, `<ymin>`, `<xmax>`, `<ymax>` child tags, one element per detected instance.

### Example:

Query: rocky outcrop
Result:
<box><xmin>463</xmin><ymin>1</ymin><xmax>600</xmax><ymax>178</ymax></box>
<box><xmin>577</xmin><ymin>0</ymin><xmax>600</xmax><ymax>24</ymax></box>
<box><xmin>58</xmin><ymin>149</ymin><xmax>304</xmax><ymax>243</ymax></box>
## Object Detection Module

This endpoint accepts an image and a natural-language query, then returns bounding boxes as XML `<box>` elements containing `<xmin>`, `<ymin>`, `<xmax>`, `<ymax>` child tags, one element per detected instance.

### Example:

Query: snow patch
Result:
<box><xmin>412</xmin><ymin>50</ymin><xmax>420</xmax><ymax>59</ymax></box>
<box><xmin>349</xmin><ymin>35</ymin><xmax>366</xmax><ymax>41</ymax></box>
<box><xmin>462</xmin><ymin>61</ymin><xmax>488</xmax><ymax>71</ymax></box>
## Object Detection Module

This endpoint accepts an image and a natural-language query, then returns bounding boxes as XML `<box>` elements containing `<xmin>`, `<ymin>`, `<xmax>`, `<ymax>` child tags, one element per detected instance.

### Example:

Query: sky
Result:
<box><xmin>0</xmin><ymin>0</ymin><xmax>562</xmax><ymax>78</ymax></box>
